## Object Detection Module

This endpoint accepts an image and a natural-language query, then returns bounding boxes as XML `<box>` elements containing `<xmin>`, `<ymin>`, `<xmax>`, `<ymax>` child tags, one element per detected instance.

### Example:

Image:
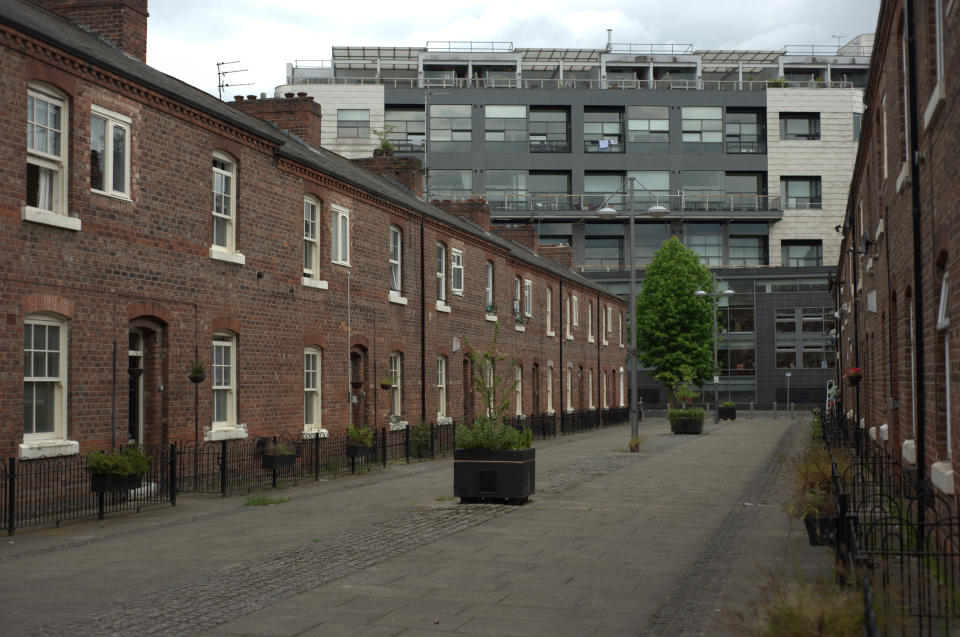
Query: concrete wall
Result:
<box><xmin>275</xmin><ymin>83</ymin><xmax>384</xmax><ymax>158</ymax></box>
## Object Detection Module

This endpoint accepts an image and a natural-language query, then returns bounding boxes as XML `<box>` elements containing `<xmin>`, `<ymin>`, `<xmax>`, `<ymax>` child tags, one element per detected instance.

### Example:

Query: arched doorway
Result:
<box><xmin>532</xmin><ymin>363</ymin><xmax>540</xmax><ymax>415</ymax></box>
<box><xmin>350</xmin><ymin>346</ymin><xmax>368</xmax><ymax>427</ymax></box>
<box><xmin>127</xmin><ymin>320</ymin><xmax>166</xmax><ymax>446</ymax></box>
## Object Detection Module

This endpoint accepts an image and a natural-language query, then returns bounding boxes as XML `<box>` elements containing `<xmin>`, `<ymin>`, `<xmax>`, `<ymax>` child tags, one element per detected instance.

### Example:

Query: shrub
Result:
<box><xmin>346</xmin><ymin>426</ymin><xmax>373</xmax><ymax>447</ymax></box>
<box><xmin>739</xmin><ymin>572</ymin><xmax>864</xmax><ymax>637</ymax></box>
<box><xmin>668</xmin><ymin>407</ymin><xmax>705</xmax><ymax>433</ymax></box>
<box><xmin>409</xmin><ymin>422</ymin><xmax>432</xmax><ymax>458</ymax></box>
<box><xmin>785</xmin><ymin>438</ymin><xmax>849</xmax><ymax>517</ymax></box>
<box><xmin>86</xmin><ymin>445</ymin><xmax>151</xmax><ymax>476</ymax></box>
<box><xmin>721</xmin><ymin>400</ymin><xmax>736</xmax><ymax>408</ymax></box>
<box><xmin>455</xmin><ymin>416</ymin><xmax>533</xmax><ymax>451</ymax></box>
<box><xmin>266</xmin><ymin>442</ymin><xmax>296</xmax><ymax>455</ymax></box>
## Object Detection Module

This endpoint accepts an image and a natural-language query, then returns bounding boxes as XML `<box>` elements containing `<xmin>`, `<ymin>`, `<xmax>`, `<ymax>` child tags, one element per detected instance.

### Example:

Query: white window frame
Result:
<box><xmin>602</xmin><ymin>305</ymin><xmax>609</xmax><ymax>345</ymax></box>
<box><xmin>25</xmin><ymin>85</ymin><xmax>76</xmax><ymax>230</ymax></box>
<box><xmin>436</xmin><ymin>242</ymin><xmax>447</xmax><ymax>302</ymax></box>
<box><xmin>389</xmin><ymin>225</ymin><xmax>402</xmax><ymax>293</ymax></box>
<box><xmin>565</xmin><ymin>366</ymin><xmax>573</xmax><ymax>412</ymax></box>
<box><xmin>546</xmin><ymin>287</ymin><xmax>554</xmax><ymax>335</ymax></box>
<box><xmin>331</xmin><ymin>204</ymin><xmax>350</xmax><ymax>266</ymax></box>
<box><xmin>211</xmin><ymin>152</ymin><xmax>237</xmax><ymax>255</ymax></box>
<box><xmin>619</xmin><ymin>368</ymin><xmax>625</xmax><ymax>407</ymax></box>
<box><xmin>304</xmin><ymin>348</ymin><xmax>322</xmax><ymax>433</ymax></box>
<box><xmin>515</xmin><ymin>366</ymin><xmax>523</xmax><ymax>416</ymax></box>
<box><xmin>437</xmin><ymin>356</ymin><xmax>447</xmax><ymax>418</ymax></box>
<box><xmin>588</xmin><ymin>302</ymin><xmax>594</xmax><ymax>342</ymax></box>
<box><xmin>303</xmin><ymin>196</ymin><xmax>322</xmax><ymax>284</ymax></box>
<box><xmin>924</xmin><ymin>0</ymin><xmax>947</xmax><ymax>129</ymax></box>
<box><xmin>390</xmin><ymin>351</ymin><xmax>403</xmax><ymax>418</ymax></box>
<box><xmin>23</xmin><ymin>315</ymin><xmax>67</xmax><ymax>443</ymax></box>
<box><xmin>602</xmin><ymin>370</ymin><xmax>608</xmax><ymax>409</ymax></box>
<box><xmin>572</xmin><ymin>295</ymin><xmax>579</xmax><ymax>326</ymax></box>
<box><xmin>524</xmin><ymin>279</ymin><xmax>533</xmax><ymax>317</ymax></box>
<box><xmin>514</xmin><ymin>276</ymin><xmax>522</xmax><ymax>315</ymax></box>
<box><xmin>565</xmin><ymin>295</ymin><xmax>572</xmax><ymax>339</ymax></box>
<box><xmin>939</xmin><ymin>272</ymin><xmax>951</xmax><ymax>459</ymax></box>
<box><xmin>485</xmin><ymin>261</ymin><xmax>495</xmax><ymax>309</ymax></box>
<box><xmin>90</xmin><ymin>104</ymin><xmax>131</xmax><ymax>199</ymax></box>
<box><xmin>619</xmin><ymin>311</ymin><xmax>624</xmax><ymax>348</ymax></box>
<box><xmin>588</xmin><ymin>368</ymin><xmax>594</xmax><ymax>409</ymax></box>
<box><xmin>546</xmin><ymin>365</ymin><xmax>554</xmax><ymax>413</ymax></box>
<box><xmin>451</xmin><ymin>249</ymin><xmax>464</xmax><ymax>295</ymax></box>
<box><xmin>212</xmin><ymin>332</ymin><xmax>237</xmax><ymax>429</ymax></box>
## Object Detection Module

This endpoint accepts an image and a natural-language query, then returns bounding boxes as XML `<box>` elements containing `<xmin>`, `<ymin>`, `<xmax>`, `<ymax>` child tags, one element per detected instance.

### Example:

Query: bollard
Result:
<box><xmin>773</xmin><ymin>402</ymin><xmax>778</xmax><ymax>419</ymax></box>
<box><xmin>749</xmin><ymin>402</ymin><xmax>754</xmax><ymax>419</ymax></box>
<box><xmin>169</xmin><ymin>444</ymin><xmax>177</xmax><ymax>506</ymax></box>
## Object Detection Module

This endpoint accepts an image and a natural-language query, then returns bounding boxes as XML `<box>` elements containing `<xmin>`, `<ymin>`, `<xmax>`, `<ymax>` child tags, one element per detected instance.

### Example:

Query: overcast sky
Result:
<box><xmin>145</xmin><ymin>0</ymin><xmax>881</xmax><ymax>98</ymax></box>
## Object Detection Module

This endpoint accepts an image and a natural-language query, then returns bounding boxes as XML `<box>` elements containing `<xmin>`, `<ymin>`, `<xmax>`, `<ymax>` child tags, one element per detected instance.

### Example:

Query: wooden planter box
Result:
<box><xmin>90</xmin><ymin>473</ymin><xmax>143</xmax><ymax>493</ymax></box>
<box><xmin>671</xmin><ymin>418</ymin><xmax>704</xmax><ymax>435</ymax></box>
<box><xmin>346</xmin><ymin>444</ymin><xmax>372</xmax><ymax>459</ymax></box>
<box><xmin>718</xmin><ymin>405</ymin><xmax>737</xmax><ymax>421</ymax></box>
<box><xmin>454</xmin><ymin>448</ymin><xmax>535</xmax><ymax>504</ymax></box>
<box><xmin>803</xmin><ymin>515</ymin><xmax>838</xmax><ymax>546</ymax></box>
<box><xmin>262</xmin><ymin>453</ymin><xmax>296</xmax><ymax>470</ymax></box>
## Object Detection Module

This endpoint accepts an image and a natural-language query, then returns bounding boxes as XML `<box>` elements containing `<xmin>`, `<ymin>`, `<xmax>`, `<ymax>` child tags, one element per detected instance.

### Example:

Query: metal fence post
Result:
<box><xmin>7</xmin><ymin>457</ymin><xmax>15</xmax><ymax>536</ymax></box>
<box><xmin>313</xmin><ymin>433</ymin><xmax>319</xmax><ymax>480</ymax></box>
<box><xmin>169</xmin><ymin>444</ymin><xmax>177</xmax><ymax>506</ymax></box>
<box><xmin>404</xmin><ymin>425</ymin><xmax>410</xmax><ymax>463</ymax></box>
<box><xmin>430</xmin><ymin>422</ymin><xmax>436</xmax><ymax>458</ymax></box>
<box><xmin>381</xmin><ymin>427</ymin><xmax>387</xmax><ymax>468</ymax></box>
<box><xmin>219</xmin><ymin>439</ymin><xmax>227</xmax><ymax>497</ymax></box>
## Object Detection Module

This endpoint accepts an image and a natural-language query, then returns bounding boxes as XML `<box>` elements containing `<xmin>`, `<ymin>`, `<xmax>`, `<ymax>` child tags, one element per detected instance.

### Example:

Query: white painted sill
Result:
<box><xmin>302</xmin><ymin>277</ymin><xmax>329</xmax><ymax>290</ymax></box>
<box><xmin>205</xmin><ymin>425</ymin><xmax>248</xmax><ymax>441</ymax></box>
<box><xmin>923</xmin><ymin>82</ymin><xmax>945</xmax><ymax>131</ymax></box>
<box><xmin>303</xmin><ymin>427</ymin><xmax>329</xmax><ymax>438</ymax></box>
<box><xmin>436</xmin><ymin>301</ymin><xmax>451</xmax><ymax>313</ymax></box>
<box><xmin>902</xmin><ymin>439</ymin><xmax>917</xmax><ymax>465</ymax></box>
<box><xmin>895</xmin><ymin>162</ymin><xmax>910</xmax><ymax>194</ymax></box>
<box><xmin>485</xmin><ymin>313</ymin><xmax>498</xmax><ymax>322</ymax></box>
<box><xmin>388</xmin><ymin>292</ymin><xmax>408</xmax><ymax>306</ymax></box>
<box><xmin>91</xmin><ymin>189</ymin><xmax>132</xmax><ymax>203</ymax></box>
<box><xmin>931</xmin><ymin>461</ymin><xmax>955</xmax><ymax>495</ymax></box>
<box><xmin>19</xmin><ymin>439</ymin><xmax>80</xmax><ymax>459</ymax></box>
<box><xmin>209</xmin><ymin>247</ymin><xmax>246</xmax><ymax>265</ymax></box>
<box><xmin>22</xmin><ymin>207</ymin><xmax>81</xmax><ymax>231</ymax></box>
<box><xmin>389</xmin><ymin>420</ymin><xmax>409</xmax><ymax>431</ymax></box>
<box><xmin>566</xmin><ymin>334</ymin><xmax>573</xmax><ymax>341</ymax></box>
<box><xmin>547</xmin><ymin>330</ymin><xmax>555</xmax><ymax>337</ymax></box>
<box><xmin>515</xmin><ymin>324</ymin><xmax>525</xmax><ymax>332</ymax></box>
<box><xmin>588</xmin><ymin>336</ymin><xmax>595</xmax><ymax>343</ymax></box>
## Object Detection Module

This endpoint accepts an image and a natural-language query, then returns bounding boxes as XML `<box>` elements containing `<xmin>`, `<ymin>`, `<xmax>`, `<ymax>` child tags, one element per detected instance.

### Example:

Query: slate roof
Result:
<box><xmin>2</xmin><ymin>0</ymin><xmax>615</xmax><ymax>298</ymax></box>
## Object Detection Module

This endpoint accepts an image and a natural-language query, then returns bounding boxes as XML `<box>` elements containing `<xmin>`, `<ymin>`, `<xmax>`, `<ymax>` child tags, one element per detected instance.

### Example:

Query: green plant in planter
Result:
<box><xmin>379</xmin><ymin>375</ymin><xmax>394</xmax><ymax>389</ymax></box>
<box><xmin>720</xmin><ymin>400</ymin><xmax>735</xmax><ymax>408</ymax></box>
<box><xmin>372</xmin><ymin>124</ymin><xmax>397</xmax><ymax>153</ymax></box>
<box><xmin>86</xmin><ymin>445</ymin><xmax>151</xmax><ymax>476</ymax></box>
<box><xmin>784</xmin><ymin>435</ymin><xmax>849</xmax><ymax>519</ymax></box>
<box><xmin>456</xmin><ymin>415</ymin><xmax>532</xmax><ymax>451</ymax></box>
<box><xmin>668</xmin><ymin>407</ymin><xmax>705</xmax><ymax>433</ymax></box>
<box><xmin>266</xmin><ymin>442</ymin><xmax>296</xmax><ymax>456</ymax></box>
<box><xmin>346</xmin><ymin>426</ymin><xmax>373</xmax><ymax>447</ymax></box>
<box><xmin>188</xmin><ymin>359</ymin><xmax>205</xmax><ymax>380</ymax></box>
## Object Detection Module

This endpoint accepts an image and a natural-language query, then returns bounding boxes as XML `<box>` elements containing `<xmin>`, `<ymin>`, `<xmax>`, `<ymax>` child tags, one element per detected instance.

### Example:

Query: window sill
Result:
<box><xmin>205</xmin><ymin>425</ymin><xmax>248</xmax><ymax>441</ymax></box>
<box><xmin>515</xmin><ymin>324</ymin><xmax>525</xmax><ymax>332</ymax></box>
<box><xmin>895</xmin><ymin>162</ymin><xmax>910</xmax><ymax>194</ymax></box>
<box><xmin>902</xmin><ymin>439</ymin><xmax>917</xmax><ymax>464</ymax></box>
<box><xmin>332</xmin><ymin>260</ymin><xmax>351</xmax><ymax>268</ymax></box>
<box><xmin>22</xmin><ymin>207</ymin><xmax>81</xmax><ymax>231</ymax></box>
<box><xmin>19</xmin><ymin>439</ymin><xmax>80</xmax><ymax>460</ymax></box>
<box><xmin>485</xmin><ymin>313</ymin><xmax>498</xmax><ymax>322</ymax></box>
<box><xmin>620</xmin><ymin>343</ymin><xmax>625</xmax><ymax>349</ymax></box>
<box><xmin>923</xmin><ymin>82</ymin><xmax>945</xmax><ymax>131</ymax></box>
<box><xmin>302</xmin><ymin>277</ymin><xmax>329</xmax><ymax>290</ymax></box>
<box><xmin>389</xmin><ymin>292</ymin><xmax>408</xmax><ymax>306</ymax></box>
<box><xmin>436</xmin><ymin>301</ymin><xmax>451</xmax><ymax>313</ymax></box>
<box><xmin>437</xmin><ymin>416</ymin><xmax>454</xmax><ymax>425</ymax></box>
<box><xmin>547</xmin><ymin>330</ymin><xmax>555</xmax><ymax>337</ymax></box>
<box><xmin>602</xmin><ymin>340</ymin><xmax>609</xmax><ymax>346</ymax></box>
<box><xmin>588</xmin><ymin>337</ymin><xmax>595</xmax><ymax>343</ymax></box>
<box><xmin>91</xmin><ymin>189</ymin><xmax>132</xmax><ymax>202</ymax></box>
<box><xmin>452</xmin><ymin>290</ymin><xmax>463</xmax><ymax>297</ymax></box>
<box><xmin>389</xmin><ymin>420</ymin><xmax>409</xmax><ymax>431</ymax></box>
<box><xmin>932</xmin><ymin>461</ymin><xmax>955</xmax><ymax>495</ymax></box>
<box><xmin>879</xmin><ymin>423</ymin><xmax>888</xmax><ymax>441</ymax></box>
<box><xmin>303</xmin><ymin>427</ymin><xmax>329</xmax><ymax>438</ymax></box>
<box><xmin>566</xmin><ymin>335</ymin><xmax>573</xmax><ymax>341</ymax></box>
<box><xmin>209</xmin><ymin>247</ymin><xmax>246</xmax><ymax>265</ymax></box>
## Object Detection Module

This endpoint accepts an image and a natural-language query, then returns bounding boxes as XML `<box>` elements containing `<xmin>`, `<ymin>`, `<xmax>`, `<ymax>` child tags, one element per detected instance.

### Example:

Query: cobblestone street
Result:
<box><xmin>0</xmin><ymin>415</ymin><xmax>830</xmax><ymax>636</ymax></box>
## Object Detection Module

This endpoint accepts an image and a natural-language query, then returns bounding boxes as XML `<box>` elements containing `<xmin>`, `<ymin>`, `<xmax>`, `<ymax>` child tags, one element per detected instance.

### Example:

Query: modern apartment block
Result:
<box><xmin>278</xmin><ymin>34</ymin><xmax>873</xmax><ymax>408</ymax></box>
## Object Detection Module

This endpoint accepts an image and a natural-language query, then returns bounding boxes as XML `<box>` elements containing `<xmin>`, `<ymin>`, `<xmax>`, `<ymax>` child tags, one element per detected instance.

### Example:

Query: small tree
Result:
<box><xmin>636</xmin><ymin>236</ymin><xmax>714</xmax><ymax>407</ymax></box>
<box><xmin>372</xmin><ymin>124</ymin><xmax>397</xmax><ymax>153</ymax></box>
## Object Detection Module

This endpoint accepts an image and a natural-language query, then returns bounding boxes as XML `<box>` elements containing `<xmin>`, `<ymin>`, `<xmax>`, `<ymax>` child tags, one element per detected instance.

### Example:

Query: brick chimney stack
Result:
<box><xmin>34</xmin><ymin>0</ymin><xmax>149</xmax><ymax>62</ymax></box>
<box><xmin>431</xmin><ymin>199</ymin><xmax>491</xmax><ymax>232</ymax></box>
<box><xmin>232</xmin><ymin>94</ymin><xmax>323</xmax><ymax>150</ymax></box>
<box><xmin>492</xmin><ymin>224</ymin><xmax>539</xmax><ymax>253</ymax></box>
<box><xmin>353</xmin><ymin>156</ymin><xmax>423</xmax><ymax>199</ymax></box>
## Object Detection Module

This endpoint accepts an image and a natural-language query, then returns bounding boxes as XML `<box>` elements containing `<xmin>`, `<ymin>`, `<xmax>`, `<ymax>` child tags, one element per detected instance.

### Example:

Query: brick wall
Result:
<box><xmin>233</xmin><ymin>95</ymin><xmax>323</xmax><ymax>149</ymax></box>
<box><xmin>31</xmin><ymin>0</ymin><xmax>148</xmax><ymax>62</ymax></box>
<box><xmin>0</xmin><ymin>10</ymin><xmax>625</xmax><ymax>457</ymax></box>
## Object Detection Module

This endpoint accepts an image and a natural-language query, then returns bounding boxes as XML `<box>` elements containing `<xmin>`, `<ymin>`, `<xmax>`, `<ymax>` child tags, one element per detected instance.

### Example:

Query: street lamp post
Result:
<box><xmin>695</xmin><ymin>278</ymin><xmax>735</xmax><ymax>423</ymax></box>
<box><xmin>596</xmin><ymin>179</ymin><xmax>668</xmax><ymax>442</ymax></box>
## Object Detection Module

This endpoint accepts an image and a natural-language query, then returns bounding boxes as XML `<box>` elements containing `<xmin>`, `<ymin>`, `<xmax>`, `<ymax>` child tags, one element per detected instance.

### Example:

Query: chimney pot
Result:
<box><xmin>297</xmin><ymin>92</ymin><xmax>308</xmax><ymax>98</ymax></box>
<box><xmin>284</xmin><ymin>92</ymin><xmax>295</xmax><ymax>98</ymax></box>
<box><xmin>247</xmin><ymin>94</ymin><xmax>257</xmax><ymax>100</ymax></box>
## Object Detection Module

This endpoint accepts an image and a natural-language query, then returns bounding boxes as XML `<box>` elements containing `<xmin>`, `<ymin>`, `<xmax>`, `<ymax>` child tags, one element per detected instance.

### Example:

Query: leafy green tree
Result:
<box><xmin>636</xmin><ymin>236</ymin><xmax>714</xmax><ymax>407</ymax></box>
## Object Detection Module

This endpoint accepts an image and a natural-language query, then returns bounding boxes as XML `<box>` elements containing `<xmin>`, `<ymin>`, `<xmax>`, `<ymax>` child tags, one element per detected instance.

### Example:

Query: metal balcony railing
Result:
<box><xmin>429</xmin><ymin>192</ymin><xmax>783</xmax><ymax>214</ymax></box>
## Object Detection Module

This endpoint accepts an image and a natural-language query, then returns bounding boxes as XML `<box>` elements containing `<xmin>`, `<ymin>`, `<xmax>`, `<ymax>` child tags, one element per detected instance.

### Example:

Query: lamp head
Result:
<box><xmin>645</xmin><ymin>204</ymin><xmax>669</xmax><ymax>219</ymax></box>
<box><xmin>694</xmin><ymin>289</ymin><xmax>708</xmax><ymax>297</ymax></box>
<box><xmin>596</xmin><ymin>206</ymin><xmax>618</xmax><ymax>220</ymax></box>
<box><xmin>722</xmin><ymin>289</ymin><xmax>735</xmax><ymax>296</ymax></box>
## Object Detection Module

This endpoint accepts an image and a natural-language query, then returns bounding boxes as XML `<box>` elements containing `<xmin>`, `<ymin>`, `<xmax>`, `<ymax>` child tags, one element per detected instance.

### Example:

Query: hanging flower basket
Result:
<box><xmin>842</xmin><ymin>367</ymin><xmax>862</xmax><ymax>387</ymax></box>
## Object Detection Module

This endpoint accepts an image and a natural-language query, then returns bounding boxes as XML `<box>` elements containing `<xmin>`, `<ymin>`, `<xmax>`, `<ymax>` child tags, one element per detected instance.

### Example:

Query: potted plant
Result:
<box><xmin>188</xmin><ymin>359</ymin><xmax>205</xmax><ymax>383</ymax></box>
<box><xmin>454</xmin><ymin>328</ymin><xmax>535</xmax><ymax>504</ymax></box>
<box><xmin>842</xmin><ymin>367</ymin><xmax>862</xmax><ymax>386</ymax></box>
<box><xmin>379</xmin><ymin>375</ymin><xmax>394</xmax><ymax>390</ymax></box>
<box><xmin>514</xmin><ymin>313</ymin><xmax>526</xmax><ymax>325</ymax></box>
<box><xmin>262</xmin><ymin>442</ymin><xmax>297</xmax><ymax>469</ymax></box>
<box><xmin>485</xmin><ymin>304</ymin><xmax>496</xmax><ymax>314</ymax></box>
<box><xmin>719</xmin><ymin>400</ymin><xmax>736</xmax><ymax>420</ymax></box>
<box><xmin>346</xmin><ymin>426</ymin><xmax>373</xmax><ymax>459</ymax></box>
<box><xmin>668</xmin><ymin>407</ymin><xmax>705</xmax><ymax>434</ymax></box>
<box><xmin>86</xmin><ymin>445</ymin><xmax>151</xmax><ymax>492</ymax></box>
<box><xmin>785</xmin><ymin>437</ymin><xmax>848</xmax><ymax>546</ymax></box>
<box><xmin>372</xmin><ymin>125</ymin><xmax>396</xmax><ymax>156</ymax></box>
<box><xmin>350</xmin><ymin>378</ymin><xmax>364</xmax><ymax>390</ymax></box>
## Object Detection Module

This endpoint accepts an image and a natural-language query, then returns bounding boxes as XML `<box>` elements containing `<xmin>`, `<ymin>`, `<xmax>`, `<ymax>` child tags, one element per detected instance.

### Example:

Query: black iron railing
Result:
<box><xmin>821</xmin><ymin>409</ymin><xmax>960</xmax><ymax>635</ymax></box>
<box><xmin>2</xmin><ymin>407</ymin><xmax>630</xmax><ymax>534</ymax></box>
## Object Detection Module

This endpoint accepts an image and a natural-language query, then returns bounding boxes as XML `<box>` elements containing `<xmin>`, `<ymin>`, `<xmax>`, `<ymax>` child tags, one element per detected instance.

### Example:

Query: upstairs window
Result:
<box><xmin>303</xmin><ymin>196</ymin><xmax>320</xmax><ymax>279</ymax></box>
<box><xmin>514</xmin><ymin>276</ymin><xmax>522</xmax><ymax>315</ymax></box>
<box><xmin>627</xmin><ymin>106</ymin><xmax>669</xmax><ymax>153</ymax></box>
<box><xmin>436</xmin><ymin>243</ymin><xmax>447</xmax><ymax>302</ymax></box>
<box><xmin>529</xmin><ymin>108</ymin><xmax>569</xmax><ymax>153</ymax></box>
<box><xmin>90</xmin><ymin>106</ymin><xmax>130</xmax><ymax>197</ymax></box>
<box><xmin>212</xmin><ymin>153</ymin><xmax>236</xmax><ymax>251</ymax></box>
<box><xmin>430</xmin><ymin>105</ymin><xmax>472</xmax><ymax>153</ymax></box>
<box><xmin>524</xmin><ymin>279</ymin><xmax>533</xmax><ymax>317</ymax></box>
<box><xmin>572</xmin><ymin>296</ymin><xmax>579</xmax><ymax>326</ymax></box>
<box><xmin>485</xmin><ymin>261</ymin><xmax>495</xmax><ymax>310</ymax></box>
<box><xmin>485</xmin><ymin>105</ymin><xmax>527</xmax><ymax>152</ymax></box>
<box><xmin>779</xmin><ymin>113</ymin><xmax>821</xmax><ymax>140</ymax></box>
<box><xmin>725</xmin><ymin>109</ymin><xmax>764</xmax><ymax>153</ymax></box>
<box><xmin>546</xmin><ymin>287</ymin><xmax>553</xmax><ymax>334</ymax></box>
<box><xmin>782</xmin><ymin>240</ymin><xmax>823</xmax><ymax>267</ymax></box>
<box><xmin>337</xmin><ymin>109</ymin><xmax>369</xmax><ymax>138</ymax></box>
<box><xmin>781</xmin><ymin>177</ymin><xmax>822</xmax><ymax>209</ymax></box>
<box><xmin>384</xmin><ymin>107</ymin><xmax>425</xmax><ymax>151</ymax></box>
<box><xmin>451</xmin><ymin>249</ymin><xmax>464</xmax><ymax>295</ymax></box>
<box><xmin>584</xmin><ymin>109</ymin><xmax>624</xmax><ymax>153</ymax></box>
<box><xmin>331</xmin><ymin>204</ymin><xmax>350</xmax><ymax>265</ymax></box>
<box><xmin>389</xmin><ymin>226</ymin><xmax>402</xmax><ymax>293</ymax></box>
<box><xmin>682</xmin><ymin>107</ymin><xmax>722</xmax><ymax>152</ymax></box>
<box><xmin>26</xmin><ymin>86</ymin><xmax>67</xmax><ymax>216</ymax></box>
<box><xmin>588</xmin><ymin>302</ymin><xmax>594</xmax><ymax>342</ymax></box>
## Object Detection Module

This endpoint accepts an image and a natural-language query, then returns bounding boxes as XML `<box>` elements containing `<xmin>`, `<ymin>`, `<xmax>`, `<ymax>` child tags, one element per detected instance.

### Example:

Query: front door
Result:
<box><xmin>350</xmin><ymin>350</ymin><xmax>367</xmax><ymax>427</ymax></box>
<box><xmin>128</xmin><ymin>331</ymin><xmax>144</xmax><ymax>443</ymax></box>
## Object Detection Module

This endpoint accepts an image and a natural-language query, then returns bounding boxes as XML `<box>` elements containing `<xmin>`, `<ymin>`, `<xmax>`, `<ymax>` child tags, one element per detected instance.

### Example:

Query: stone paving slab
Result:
<box><xmin>0</xmin><ymin>415</ymin><xmax>832</xmax><ymax>636</ymax></box>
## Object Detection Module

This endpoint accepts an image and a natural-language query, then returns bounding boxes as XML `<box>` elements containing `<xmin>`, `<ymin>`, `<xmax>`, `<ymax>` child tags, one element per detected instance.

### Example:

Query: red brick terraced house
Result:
<box><xmin>837</xmin><ymin>0</ymin><xmax>958</xmax><ymax>494</ymax></box>
<box><xmin>0</xmin><ymin>0</ymin><xmax>627</xmax><ymax>459</ymax></box>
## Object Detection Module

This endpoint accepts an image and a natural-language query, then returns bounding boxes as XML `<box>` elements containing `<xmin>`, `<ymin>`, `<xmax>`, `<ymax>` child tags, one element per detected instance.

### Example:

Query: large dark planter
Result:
<box><xmin>90</xmin><ymin>473</ymin><xmax>142</xmax><ymax>493</ymax></box>
<box><xmin>803</xmin><ymin>515</ymin><xmax>838</xmax><ymax>546</ymax></box>
<box><xmin>346</xmin><ymin>444</ymin><xmax>372</xmax><ymax>459</ymax></box>
<box><xmin>454</xmin><ymin>448</ymin><xmax>535</xmax><ymax>504</ymax></box>
<box><xmin>189</xmin><ymin>373</ymin><xmax>205</xmax><ymax>384</ymax></box>
<box><xmin>671</xmin><ymin>418</ymin><xmax>704</xmax><ymax>435</ymax></box>
<box><xmin>262</xmin><ymin>453</ymin><xmax>296</xmax><ymax>470</ymax></box>
<box><xmin>718</xmin><ymin>405</ymin><xmax>737</xmax><ymax>421</ymax></box>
